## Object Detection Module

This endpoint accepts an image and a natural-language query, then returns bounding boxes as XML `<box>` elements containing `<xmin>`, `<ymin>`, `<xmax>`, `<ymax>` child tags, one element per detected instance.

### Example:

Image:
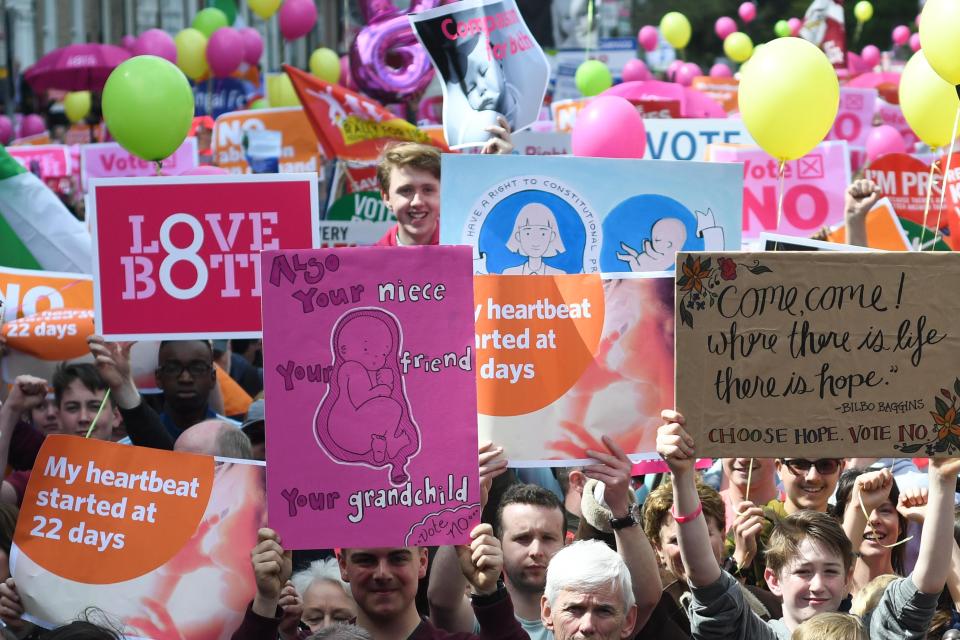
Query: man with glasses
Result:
<box><xmin>725</xmin><ymin>457</ymin><xmax>846</xmax><ymax>589</ymax></box>
<box><xmin>87</xmin><ymin>337</ymin><xmax>236</xmax><ymax>450</ymax></box>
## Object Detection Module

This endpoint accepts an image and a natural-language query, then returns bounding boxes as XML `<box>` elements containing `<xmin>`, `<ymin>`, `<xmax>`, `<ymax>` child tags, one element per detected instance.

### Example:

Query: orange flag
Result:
<box><xmin>284</xmin><ymin>64</ymin><xmax>449</xmax><ymax>161</ymax></box>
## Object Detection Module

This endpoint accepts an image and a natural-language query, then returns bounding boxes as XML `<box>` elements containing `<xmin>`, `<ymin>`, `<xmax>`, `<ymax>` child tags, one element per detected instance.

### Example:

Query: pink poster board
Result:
<box><xmin>262</xmin><ymin>246</ymin><xmax>480</xmax><ymax>549</ymax></box>
<box><xmin>80</xmin><ymin>139</ymin><xmax>198</xmax><ymax>191</ymax></box>
<box><xmin>8</xmin><ymin>144</ymin><xmax>71</xmax><ymax>178</ymax></box>
<box><xmin>89</xmin><ymin>174</ymin><xmax>319</xmax><ymax>339</ymax></box>
<box><xmin>827</xmin><ymin>87</ymin><xmax>878</xmax><ymax>150</ymax></box>
<box><xmin>709</xmin><ymin>141</ymin><xmax>851</xmax><ymax>240</ymax></box>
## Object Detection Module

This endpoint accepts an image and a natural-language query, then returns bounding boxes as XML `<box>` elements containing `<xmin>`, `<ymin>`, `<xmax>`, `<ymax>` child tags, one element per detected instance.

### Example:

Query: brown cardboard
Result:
<box><xmin>675</xmin><ymin>251</ymin><xmax>960</xmax><ymax>457</ymax></box>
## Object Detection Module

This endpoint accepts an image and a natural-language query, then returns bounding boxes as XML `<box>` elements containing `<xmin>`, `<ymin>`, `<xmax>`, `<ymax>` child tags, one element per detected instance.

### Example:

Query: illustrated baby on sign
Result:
<box><xmin>315</xmin><ymin>308</ymin><xmax>421</xmax><ymax>485</ymax></box>
<box><xmin>616</xmin><ymin>217</ymin><xmax>687</xmax><ymax>272</ymax></box>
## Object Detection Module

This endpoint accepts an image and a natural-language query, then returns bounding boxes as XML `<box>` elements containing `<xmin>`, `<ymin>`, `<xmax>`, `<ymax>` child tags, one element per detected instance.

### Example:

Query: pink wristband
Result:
<box><xmin>671</xmin><ymin>502</ymin><xmax>703</xmax><ymax>524</ymax></box>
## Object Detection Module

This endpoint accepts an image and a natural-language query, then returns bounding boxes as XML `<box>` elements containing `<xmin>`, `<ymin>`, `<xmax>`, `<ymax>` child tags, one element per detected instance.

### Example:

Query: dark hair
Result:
<box><xmin>0</xmin><ymin>503</ymin><xmax>18</xmax><ymax>557</ymax></box>
<box><xmin>832</xmin><ymin>468</ymin><xmax>906</xmax><ymax>575</ymax></box>
<box><xmin>158</xmin><ymin>340</ymin><xmax>213</xmax><ymax>362</ymax></box>
<box><xmin>495</xmin><ymin>483</ymin><xmax>565</xmax><ymax>538</ymax></box>
<box><xmin>52</xmin><ymin>363</ymin><xmax>111</xmax><ymax>407</ymax></box>
<box><xmin>43</xmin><ymin>620</ymin><xmax>122</xmax><ymax>640</ymax></box>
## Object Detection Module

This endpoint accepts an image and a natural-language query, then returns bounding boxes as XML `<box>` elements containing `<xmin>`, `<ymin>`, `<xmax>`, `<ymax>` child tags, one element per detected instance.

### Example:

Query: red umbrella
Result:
<box><xmin>24</xmin><ymin>43</ymin><xmax>131</xmax><ymax>93</ymax></box>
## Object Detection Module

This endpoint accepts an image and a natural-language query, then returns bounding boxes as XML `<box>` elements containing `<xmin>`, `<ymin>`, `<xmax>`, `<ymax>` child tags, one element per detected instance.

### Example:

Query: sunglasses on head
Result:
<box><xmin>781</xmin><ymin>458</ymin><xmax>841</xmax><ymax>475</ymax></box>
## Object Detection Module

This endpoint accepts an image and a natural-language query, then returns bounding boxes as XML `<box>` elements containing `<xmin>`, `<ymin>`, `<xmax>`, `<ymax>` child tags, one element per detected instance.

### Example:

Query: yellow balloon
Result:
<box><xmin>724</xmin><ymin>32</ymin><xmax>754</xmax><ymax>63</ymax></box>
<box><xmin>659</xmin><ymin>12</ymin><xmax>691</xmax><ymax>50</ymax></box>
<box><xmin>738</xmin><ymin>37</ymin><xmax>839</xmax><ymax>161</ymax></box>
<box><xmin>64</xmin><ymin>91</ymin><xmax>91</xmax><ymax>123</ymax></box>
<box><xmin>175</xmin><ymin>28</ymin><xmax>208</xmax><ymax>81</ymax></box>
<box><xmin>266</xmin><ymin>73</ymin><xmax>301</xmax><ymax>107</ymax></box>
<box><xmin>899</xmin><ymin>51</ymin><xmax>960</xmax><ymax>148</ymax></box>
<box><xmin>919</xmin><ymin>0</ymin><xmax>960</xmax><ymax>85</ymax></box>
<box><xmin>309</xmin><ymin>48</ymin><xmax>341</xmax><ymax>84</ymax></box>
<box><xmin>248</xmin><ymin>0</ymin><xmax>281</xmax><ymax>20</ymax></box>
<box><xmin>854</xmin><ymin>0</ymin><xmax>874</xmax><ymax>23</ymax></box>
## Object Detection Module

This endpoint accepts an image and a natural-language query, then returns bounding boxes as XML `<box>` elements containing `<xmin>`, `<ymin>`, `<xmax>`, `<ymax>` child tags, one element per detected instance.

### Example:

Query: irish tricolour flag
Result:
<box><xmin>0</xmin><ymin>144</ymin><xmax>91</xmax><ymax>273</ymax></box>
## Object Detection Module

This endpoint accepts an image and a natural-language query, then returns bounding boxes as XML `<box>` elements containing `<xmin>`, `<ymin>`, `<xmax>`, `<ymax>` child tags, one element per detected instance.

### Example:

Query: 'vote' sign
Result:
<box><xmin>89</xmin><ymin>174</ymin><xmax>319</xmax><ymax>339</ymax></box>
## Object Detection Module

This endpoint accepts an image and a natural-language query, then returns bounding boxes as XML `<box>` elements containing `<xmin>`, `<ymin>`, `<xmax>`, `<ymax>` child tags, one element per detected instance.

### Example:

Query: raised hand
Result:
<box><xmin>731</xmin><ymin>501</ymin><xmax>765</xmax><ymax>568</ymax></box>
<box><xmin>456</xmin><ymin>523</ymin><xmax>503</xmax><ymax>596</ymax></box>
<box><xmin>897</xmin><ymin>486</ymin><xmax>929</xmax><ymax>523</ymax></box>
<box><xmin>478</xmin><ymin>441</ymin><xmax>507</xmax><ymax>510</ymax></box>
<box><xmin>584</xmin><ymin>435</ymin><xmax>633</xmax><ymax>518</ymax></box>
<box><xmin>657</xmin><ymin>410</ymin><xmax>696</xmax><ymax>476</ymax></box>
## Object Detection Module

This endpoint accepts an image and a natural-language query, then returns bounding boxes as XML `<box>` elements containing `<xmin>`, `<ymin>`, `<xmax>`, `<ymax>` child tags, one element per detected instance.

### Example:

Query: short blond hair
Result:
<box><xmin>849</xmin><ymin>573</ymin><xmax>898</xmax><ymax>617</ymax></box>
<box><xmin>376</xmin><ymin>142</ymin><xmax>441</xmax><ymax>194</ymax></box>
<box><xmin>791</xmin><ymin>612</ymin><xmax>866</xmax><ymax>640</ymax></box>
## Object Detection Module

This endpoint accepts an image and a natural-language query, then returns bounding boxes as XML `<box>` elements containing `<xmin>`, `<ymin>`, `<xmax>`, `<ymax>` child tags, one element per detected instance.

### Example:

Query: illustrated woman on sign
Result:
<box><xmin>503</xmin><ymin>203</ymin><xmax>566</xmax><ymax>275</ymax></box>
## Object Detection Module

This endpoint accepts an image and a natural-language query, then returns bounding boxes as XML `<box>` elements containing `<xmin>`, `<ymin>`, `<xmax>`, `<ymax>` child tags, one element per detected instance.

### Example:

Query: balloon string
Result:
<box><xmin>919</xmin><ymin>159</ymin><xmax>939</xmax><ymax>250</ymax></box>
<box><xmin>857</xmin><ymin>489</ymin><xmax>913</xmax><ymax>549</ymax></box>
<box><xmin>585</xmin><ymin>0</ymin><xmax>595</xmax><ymax>59</ymax></box>
<box><xmin>932</xmin><ymin>106</ymin><xmax>960</xmax><ymax>249</ymax></box>
<box><xmin>853</xmin><ymin>22</ymin><xmax>863</xmax><ymax>46</ymax></box>
<box><xmin>155</xmin><ymin>160</ymin><xmax>162</xmax><ymax>176</ymax></box>
<box><xmin>744</xmin><ymin>458</ymin><xmax>754</xmax><ymax>503</ymax></box>
<box><xmin>775</xmin><ymin>160</ymin><xmax>786</xmax><ymax>232</ymax></box>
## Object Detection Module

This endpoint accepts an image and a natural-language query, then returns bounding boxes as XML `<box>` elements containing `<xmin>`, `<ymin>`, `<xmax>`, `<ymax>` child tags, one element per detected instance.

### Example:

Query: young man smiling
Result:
<box><xmin>657</xmin><ymin>409</ymin><xmax>959</xmax><ymax>639</ymax></box>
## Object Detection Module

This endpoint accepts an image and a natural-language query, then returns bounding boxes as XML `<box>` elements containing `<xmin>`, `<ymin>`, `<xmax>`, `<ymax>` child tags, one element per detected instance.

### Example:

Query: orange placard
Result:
<box><xmin>474</xmin><ymin>275</ymin><xmax>604</xmax><ymax>416</ymax></box>
<box><xmin>2</xmin><ymin>308</ymin><xmax>94</xmax><ymax>360</ymax></box>
<box><xmin>14</xmin><ymin>436</ymin><xmax>214</xmax><ymax>584</ymax></box>
<box><xmin>691</xmin><ymin>77</ymin><xmax>739</xmax><ymax>113</ymax></box>
<box><xmin>827</xmin><ymin>197</ymin><xmax>912</xmax><ymax>251</ymax></box>
<box><xmin>212</xmin><ymin>107</ymin><xmax>323</xmax><ymax>174</ymax></box>
<box><xmin>551</xmin><ymin>99</ymin><xmax>587</xmax><ymax>133</ymax></box>
<box><xmin>0</xmin><ymin>267</ymin><xmax>93</xmax><ymax>324</ymax></box>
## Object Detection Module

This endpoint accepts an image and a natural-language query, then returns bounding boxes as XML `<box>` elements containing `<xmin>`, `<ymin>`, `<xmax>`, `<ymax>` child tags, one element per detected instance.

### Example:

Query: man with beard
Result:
<box><xmin>427</xmin><ymin>437</ymin><xmax>661</xmax><ymax>638</ymax></box>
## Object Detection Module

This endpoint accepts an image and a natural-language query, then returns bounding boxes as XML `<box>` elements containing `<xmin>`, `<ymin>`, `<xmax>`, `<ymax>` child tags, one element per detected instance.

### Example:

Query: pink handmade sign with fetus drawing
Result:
<box><xmin>262</xmin><ymin>246</ymin><xmax>480</xmax><ymax>549</ymax></box>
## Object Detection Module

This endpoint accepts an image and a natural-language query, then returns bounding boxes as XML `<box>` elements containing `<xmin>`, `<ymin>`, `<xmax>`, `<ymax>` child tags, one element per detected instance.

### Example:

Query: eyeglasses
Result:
<box><xmin>781</xmin><ymin>458</ymin><xmax>841</xmax><ymax>476</ymax></box>
<box><xmin>158</xmin><ymin>361</ymin><xmax>212</xmax><ymax>378</ymax></box>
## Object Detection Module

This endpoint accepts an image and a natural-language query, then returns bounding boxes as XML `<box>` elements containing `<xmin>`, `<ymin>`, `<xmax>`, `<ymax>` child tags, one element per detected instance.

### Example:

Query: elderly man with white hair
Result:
<box><xmin>541</xmin><ymin>540</ymin><xmax>638</xmax><ymax>640</ymax></box>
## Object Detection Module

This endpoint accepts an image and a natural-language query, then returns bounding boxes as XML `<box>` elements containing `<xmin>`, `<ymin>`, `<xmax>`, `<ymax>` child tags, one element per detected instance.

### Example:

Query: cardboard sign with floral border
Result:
<box><xmin>675</xmin><ymin>252</ymin><xmax>959</xmax><ymax>457</ymax></box>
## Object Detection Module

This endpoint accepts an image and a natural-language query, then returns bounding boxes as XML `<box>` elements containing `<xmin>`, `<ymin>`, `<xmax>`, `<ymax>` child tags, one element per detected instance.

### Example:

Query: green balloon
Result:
<box><xmin>575</xmin><ymin>60</ymin><xmax>613</xmax><ymax>97</ymax></box>
<box><xmin>213</xmin><ymin>0</ymin><xmax>237</xmax><ymax>25</ymax></box>
<box><xmin>102</xmin><ymin>55</ymin><xmax>195</xmax><ymax>162</ymax></box>
<box><xmin>774</xmin><ymin>20</ymin><xmax>791</xmax><ymax>38</ymax></box>
<box><xmin>193</xmin><ymin>7</ymin><xmax>228</xmax><ymax>38</ymax></box>
<box><xmin>249</xmin><ymin>98</ymin><xmax>268</xmax><ymax>110</ymax></box>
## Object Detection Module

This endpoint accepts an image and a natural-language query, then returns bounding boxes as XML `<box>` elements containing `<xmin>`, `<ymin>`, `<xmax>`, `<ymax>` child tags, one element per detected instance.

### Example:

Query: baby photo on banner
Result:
<box><xmin>476</xmin><ymin>273</ymin><xmax>674</xmax><ymax>466</ymax></box>
<box><xmin>12</xmin><ymin>436</ymin><xmax>266</xmax><ymax>639</ymax></box>
<box><xmin>440</xmin><ymin>154</ymin><xmax>742</xmax><ymax>274</ymax></box>
<box><xmin>262</xmin><ymin>246</ymin><xmax>480</xmax><ymax>549</ymax></box>
<box><xmin>410</xmin><ymin>0</ymin><xmax>549</xmax><ymax>149</ymax></box>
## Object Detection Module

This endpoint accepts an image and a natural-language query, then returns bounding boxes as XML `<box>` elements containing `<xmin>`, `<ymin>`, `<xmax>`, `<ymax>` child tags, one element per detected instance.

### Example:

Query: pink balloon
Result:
<box><xmin>909</xmin><ymin>32</ymin><xmax>921</xmax><ymax>52</ymax></box>
<box><xmin>638</xmin><ymin>25</ymin><xmax>659</xmax><ymax>52</ymax></box>
<box><xmin>892</xmin><ymin>25</ymin><xmax>911</xmax><ymax>46</ymax></box>
<box><xmin>239</xmin><ymin>27</ymin><xmax>263</xmax><ymax>66</ymax></box>
<box><xmin>915</xmin><ymin>14</ymin><xmax>921</xmax><ymax>27</ymax></box>
<box><xmin>279</xmin><ymin>0</ymin><xmax>317</xmax><ymax>41</ymax></box>
<box><xmin>675</xmin><ymin>62</ymin><xmax>702</xmax><ymax>87</ymax></box>
<box><xmin>622</xmin><ymin>59</ymin><xmax>651</xmax><ymax>82</ymax></box>
<box><xmin>120</xmin><ymin>34</ymin><xmax>136</xmax><ymax>51</ymax></box>
<box><xmin>0</xmin><ymin>116</ymin><xmax>12</xmax><ymax>144</ymax></box>
<box><xmin>666</xmin><ymin>59</ymin><xmax>684</xmax><ymax>81</ymax></box>
<box><xmin>715</xmin><ymin>16</ymin><xmax>737</xmax><ymax>40</ymax></box>
<box><xmin>861</xmin><ymin>45</ymin><xmax>881</xmax><ymax>67</ymax></box>
<box><xmin>179</xmin><ymin>165</ymin><xmax>229</xmax><ymax>176</ymax></box>
<box><xmin>788</xmin><ymin>17</ymin><xmax>803</xmax><ymax>36</ymax></box>
<box><xmin>133</xmin><ymin>28</ymin><xmax>177</xmax><ymax>63</ymax></box>
<box><xmin>866</xmin><ymin>125</ymin><xmax>907</xmax><ymax>163</ymax></box>
<box><xmin>19</xmin><ymin>114</ymin><xmax>45</xmax><ymax>138</ymax></box>
<box><xmin>738</xmin><ymin>2</ymin><xmax>757</xmax><ymax>23</ymax></box>
<box><xmin>572</xmin><ymin>96</ymin><xmax>646</xmax><ymax>159</ymax></box>
<box><xmin>710</xmin><ymin>63</ymin><xmax>733</xmax><ymax>78</ymax></box>
<box><xmin>206</xmin><ymin>28</ymin><xmax>243</xmax><ymax>78</ymax></box>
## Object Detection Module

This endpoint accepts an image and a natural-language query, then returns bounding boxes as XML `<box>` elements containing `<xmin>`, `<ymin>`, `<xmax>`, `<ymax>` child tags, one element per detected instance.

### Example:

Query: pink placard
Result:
<box><xmin>710</xmin><ymin>141</ymin><xmax>851</xmax><ymax>240</ymax></box>
<box><xmin>827</xmin><ymin>87</ymin><xmax>878</xmax><ymax>149</ymax></box>
<box><xmin>8</xmin><ymin>145</ymin><xmax>71</xmax><ymax>178</ymax></box>
<box><xmin>262</xmin><ymin>246</ymin><xmax>480</xmax><ymax>550</ymax></box>
<box><xmin>80</xmin><ymin>139</ymin><xmax>198</xmax><ymax>191</ymax></box>
<box><xmin>89</xmin><ymin>174</ymin><xmax>319</xmax><ymax>339</ymax></box>
<box><xmin>875</xmin><ymin>98</ymin><xmax>920</xmax><ymax>150</ymax></box>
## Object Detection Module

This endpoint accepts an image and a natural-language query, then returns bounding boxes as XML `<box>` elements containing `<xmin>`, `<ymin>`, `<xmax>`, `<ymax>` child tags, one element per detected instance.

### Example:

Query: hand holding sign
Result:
<box><xmin>0</xmin><ymin>578</ymin><xmax>23</xmax><ymax>631</ymax></box>
<box><xmin>277</xmin><ymin>581</ymin><xmax>303</xmax><ymax>639</ymax></box>
<box><xmin>584</xmin><ymin>435</ymin><xmax>633</xmax><ymax>518</ymax></box>
<box><xmin>731</xmin><ymin>501</ymin><xmax>765</xmax><ymax>568</ymax></box>
<box><xmin>251</xmin><ymin>528</ymin><xmax>293</xmax><ymax>617</ymax></box>
<box><xmin>87</xmin><ymin>336</ymin><xmax>139</xmax><ymax>409</ymax></box>
<box><xmin>657</xmin><ymin>410</ymin><xmax>696</xmax><ymax>477</ymax></box>
<box><xmin>457</xmin><ymin>524</ymin><xmax>503</xmax><ymax>596</ymax></box>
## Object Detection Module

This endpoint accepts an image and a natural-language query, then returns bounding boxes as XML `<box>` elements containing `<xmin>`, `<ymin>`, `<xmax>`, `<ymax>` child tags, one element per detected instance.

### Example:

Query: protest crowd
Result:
<box><xmin>3</xmin><ymin>0</ymin><xmax>960</xmax><ymax>639</ymax></box>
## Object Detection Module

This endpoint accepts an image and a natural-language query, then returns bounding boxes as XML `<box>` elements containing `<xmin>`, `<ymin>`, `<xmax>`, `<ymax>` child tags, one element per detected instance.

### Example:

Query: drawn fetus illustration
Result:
<box><xmin>616</xmin><ymin>217</ymin><xmax>687</xmax><ymax>272</ymax></box>
<box><xmin>315</xmin><ymin>308</ymin><xmax>421</xmax><ymax>485</ymax></box>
